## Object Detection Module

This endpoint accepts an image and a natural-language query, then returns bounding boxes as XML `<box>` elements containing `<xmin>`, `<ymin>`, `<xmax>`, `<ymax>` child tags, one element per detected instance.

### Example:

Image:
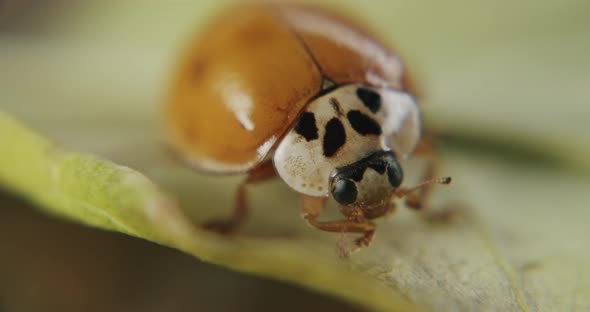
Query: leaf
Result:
<box><xmin>3</xmin><ymin>109</ymin><xmax>590</xmax><ymax>311</ymax></box>
<box><xmin>0</xmin><ymin>111</ymin><xmax>417</xmax><ymax>311</ymax></box>
<box><xmin>2</xmin><ymin>0</ymin><xmax>590</xmax><ymax>311</ymax></box>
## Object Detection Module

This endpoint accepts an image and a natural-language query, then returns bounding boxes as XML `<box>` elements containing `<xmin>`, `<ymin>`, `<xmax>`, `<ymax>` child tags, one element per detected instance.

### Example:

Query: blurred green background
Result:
<box><xmin>1</xmin><ymin>0</ymin><xmax>589</xmax><ymax>311</ymax></box>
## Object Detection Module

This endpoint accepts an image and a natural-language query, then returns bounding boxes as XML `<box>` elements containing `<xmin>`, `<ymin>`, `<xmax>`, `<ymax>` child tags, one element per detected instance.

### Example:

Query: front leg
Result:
<box><xmin>300</xmin><ymin>196</ymin><xmax>376</xmax><ymax>256</ymax></box>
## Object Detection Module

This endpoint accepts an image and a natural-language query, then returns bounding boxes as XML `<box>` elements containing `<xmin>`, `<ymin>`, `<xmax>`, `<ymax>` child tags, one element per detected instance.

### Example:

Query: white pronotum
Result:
<box><xmin>273</xmin><ymin>84</ymin><xmax>420</xmax><ymax>197</ymax></box>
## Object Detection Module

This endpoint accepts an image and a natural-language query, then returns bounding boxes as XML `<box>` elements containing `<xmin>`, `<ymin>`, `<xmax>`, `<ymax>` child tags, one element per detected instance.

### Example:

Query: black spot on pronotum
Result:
<box><xmin>347</xmin><ymin>110</ymin><xmax>382</xmax><ymax>136</ymax></box>
<box><xmin>294</xmin><ymin>112</ymin><xmax>319</xmax><ymax>141</ymax></box>
<box><xmin>356</xmin><ymin>88</ymin><xmax>381</xmax><ymax>113</ymax></box>
<box><xmin>323</xmin><ymin>118</ymin><xmax>346</xmax><ymax>157</ymax></box>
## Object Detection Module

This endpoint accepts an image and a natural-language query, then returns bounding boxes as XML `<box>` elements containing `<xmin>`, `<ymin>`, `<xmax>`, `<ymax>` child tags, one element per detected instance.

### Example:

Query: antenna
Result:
<box><xmin>394</xmin><ymin>176</ymin><xmax>452</xmax><ymax>199</ymax></box>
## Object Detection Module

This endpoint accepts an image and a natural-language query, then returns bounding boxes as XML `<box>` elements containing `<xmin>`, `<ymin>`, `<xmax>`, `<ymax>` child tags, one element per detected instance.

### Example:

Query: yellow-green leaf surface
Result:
<box><xmin>1</xmin><ymin>0</ymin><xmax>589</xmax><ymax>311</ymax></box>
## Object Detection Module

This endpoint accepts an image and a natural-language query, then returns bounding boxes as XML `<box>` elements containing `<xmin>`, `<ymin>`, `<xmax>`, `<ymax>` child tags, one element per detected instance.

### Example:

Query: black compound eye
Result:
<box><xmin>331</xmin><ymin>179</ymin><xmax>358</xmax><ymax>206</ymax></box>
<box><xmin>386</xmin><ymin>160</ymin><xmax>403</xmax><ymax>188</ymax></box>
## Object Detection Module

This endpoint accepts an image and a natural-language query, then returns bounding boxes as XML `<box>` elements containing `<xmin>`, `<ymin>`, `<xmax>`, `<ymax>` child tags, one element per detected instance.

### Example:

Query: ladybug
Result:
<box><xmin>164</xmin><ymin>4</ymin><xmax>451</xmax><ymax>254</ymax></box>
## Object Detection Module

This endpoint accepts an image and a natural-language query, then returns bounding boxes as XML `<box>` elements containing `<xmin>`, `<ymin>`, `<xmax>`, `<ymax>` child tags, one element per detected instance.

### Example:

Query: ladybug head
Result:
<box><xmin>329</xmin><ymin>150</ymin><xmax>403</xmax><ymax>208</ymax></box>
